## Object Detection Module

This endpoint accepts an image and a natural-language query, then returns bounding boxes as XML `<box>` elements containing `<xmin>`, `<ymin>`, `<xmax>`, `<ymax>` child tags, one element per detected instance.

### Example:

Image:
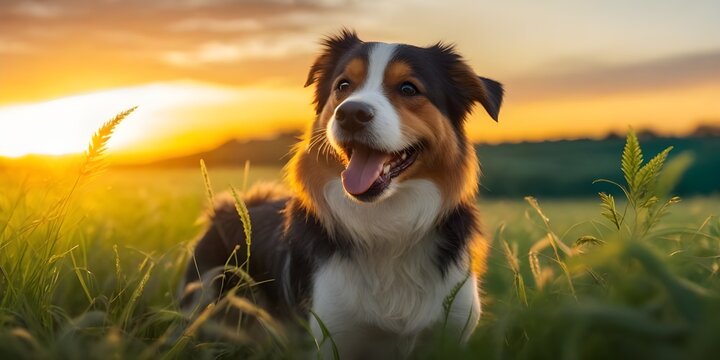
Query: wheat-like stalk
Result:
<box><xmin>502</xmin><ymin>239</ymin><xmax>529</xmax><ymax>306</ymax></box>
<box><xmin>599</xmin><ymin>192</ymin><xmax>622</xmax><ymax>230</ymax></box>
<box><xmin>621</xmin><ymin>128</ymin><xmax>643</xmax><ymax>196</ymax></box>
<box><xmin>230</xmin><ymin>186</ymin><xmax>252</xmax><ymax>274</ymax></box>
<box><xmin>46</xmin><ymin>107</ymin><xmax>137</xmax><ymax>235</ymax></box>
<box><xmin>120</xmin><ymin>259</ymin><xmax>155</xmax><ymax>330</ymax></box>
<box><xmin>199</xmin><ymin>159</ymin><xmax>215</xmax><ymax>215</ymax></box>
<box><xmin>80</xmin><ymin>106</ymin><xmax>138</xmax><ymax>177</ymax></box>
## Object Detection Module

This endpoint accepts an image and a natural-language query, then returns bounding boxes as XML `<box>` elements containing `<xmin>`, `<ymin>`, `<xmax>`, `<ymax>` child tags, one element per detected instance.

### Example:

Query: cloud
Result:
<box><xmin>144</xmin><ymin>0</ymin><xmax>353</xmax><ymax>10</ymax></box>
<box><xmin>162</xmin><ymin>34</ymin><xmax>316</xmax><ymax>66</ymax></box>
<box><xmin>169</xmin><ymin>18</ymin><xmax>264</xmax><ymax>32</ymax></box>
<box><xmin>10</xmin><ymin>1</ymin><xmax>66</xmax><ymax>18</ymax></box>
<box><xmin>167</xmin><ymin>7</ymin><xmax>357</xmax><ymax>34</ymax></box>
<box><xmin>0</xmin><ymin>38</ymin><xmax>33</xmax><ymax>54</ymax></box>
<box><xmin>510</xmin><ymin>50</ymin><xmax>720</xmax><ymax>102</ymax></box>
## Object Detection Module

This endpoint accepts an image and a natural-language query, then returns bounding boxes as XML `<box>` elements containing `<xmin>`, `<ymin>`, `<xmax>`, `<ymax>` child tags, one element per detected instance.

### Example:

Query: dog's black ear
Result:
<box><xmin>305</xmin><ymin>29</ymin><xmax>362</xmax><ymax>114</ymax></box>
<box><xmin>476</xmin><ymin>76</ymin><xmax>504</xmax><ymax>122</ymax></box>
<box><xmin>454</xmin><ymin>68</ymin><xmax>504</xmax><ymax>122</ymax></box>
<box><xmin>432</xmin><ymin>43</ymin><xmax>504</xmax><ymax>122</ymax></box>
<box><xmin>304</xmin><ymin>28</ymin><xmax>360</xmax><ymax>87</ymax></box>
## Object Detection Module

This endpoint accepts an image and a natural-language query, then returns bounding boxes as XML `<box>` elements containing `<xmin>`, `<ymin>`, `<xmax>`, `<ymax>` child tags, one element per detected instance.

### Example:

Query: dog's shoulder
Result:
<box><xmin>436</xmin><ymin>201</ymin><xmax>484</xmax><ymax>276</ymax></box>
<box><xmin>282</xmin><ymin>197</ymin><xmax>352</xmax><ymax>259</ymax></box>
<box><xmin>212</xmin><ymin>181</ymin><xmax>290</xmax><ymax>215</ymax></box>
<box><xmin>205</xmin><ymin>183</ymin><xmax>289</xmax><ymax>249</ymax></box>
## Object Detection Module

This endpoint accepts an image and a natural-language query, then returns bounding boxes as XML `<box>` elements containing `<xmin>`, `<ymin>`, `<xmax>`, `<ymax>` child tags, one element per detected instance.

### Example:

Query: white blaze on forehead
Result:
<box><xmin>328</xmin><ymin>42</ymin><xmax>410</xmax><ymax>152</ymax></box>
<box><xmin>360</xmin><ymin>43</ymin><xmax>397</xmax><ymax>93</ymax></box>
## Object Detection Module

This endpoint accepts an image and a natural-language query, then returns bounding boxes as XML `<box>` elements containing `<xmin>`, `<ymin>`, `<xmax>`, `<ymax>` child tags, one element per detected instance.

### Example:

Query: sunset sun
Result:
<box><xmin>0</xmin><ymin>91</ymin><xmax>148</xmax><ymax>158</ymax></box>
<box><xmin>0</xmin><ymin>81</ymin><xmax>315</xmax><ymax>161</ymax></box>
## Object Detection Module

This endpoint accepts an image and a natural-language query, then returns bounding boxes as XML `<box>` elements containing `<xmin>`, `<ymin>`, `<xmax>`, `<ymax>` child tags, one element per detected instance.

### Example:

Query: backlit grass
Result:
<box><xmin>1</xmin><ymin>120</ymin><xmax>719</xmax><ymax>359</ymax></box>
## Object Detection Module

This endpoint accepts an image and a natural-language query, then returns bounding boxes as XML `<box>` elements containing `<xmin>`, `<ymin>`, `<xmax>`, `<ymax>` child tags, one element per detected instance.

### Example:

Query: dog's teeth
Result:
<box><xmin>401</xmin><ymin>153</ymin><xmax>407</xmax><ymax>160</ymax></box>
<box><xmin>383</xmin><ymin>165</ymin><xmax>390</xmax><ymax>175</ymax></box>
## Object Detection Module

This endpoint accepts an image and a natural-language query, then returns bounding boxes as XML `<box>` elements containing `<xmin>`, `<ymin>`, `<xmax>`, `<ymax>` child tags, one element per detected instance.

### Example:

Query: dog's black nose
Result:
<box><xmin>335</xmin><ymin>101</ymin><xmax>374</xmax><ymax>133</ymax></box>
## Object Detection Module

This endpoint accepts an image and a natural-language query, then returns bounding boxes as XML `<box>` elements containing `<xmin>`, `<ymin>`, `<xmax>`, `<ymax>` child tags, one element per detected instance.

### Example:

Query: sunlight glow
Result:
<box><xmin>0</xmin><ymin>81</ymin><xmax>313</xmax><ymax>159</ymax></box>
<box><xmin>1</xmin><ymin>80</ymin><xmax>718</xmax><ymax>161</ymax></box>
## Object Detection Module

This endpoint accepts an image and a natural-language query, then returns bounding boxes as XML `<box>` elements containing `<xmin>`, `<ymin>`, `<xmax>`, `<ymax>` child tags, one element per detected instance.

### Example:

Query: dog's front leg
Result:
<box><xmin>443</xmin><ymin>274</ymin><xmax>482</xmax><ymax>343</ymax></box>
<box><xmin>308</xmin><ymin>258</ymin><xmax>365</xmax><ymax>360</ymax></box>
<box><xmin>309</xmin><ymin>298</ymin><xmax>364</xmax><ymax>360</ymax></box>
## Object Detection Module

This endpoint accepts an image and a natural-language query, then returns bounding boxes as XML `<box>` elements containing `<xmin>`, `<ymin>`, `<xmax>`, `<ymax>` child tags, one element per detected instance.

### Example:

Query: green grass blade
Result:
<box><xmin>309</xmin><ymin>310</ymin><xmax>340</xmax><ymax>360</ymax></box>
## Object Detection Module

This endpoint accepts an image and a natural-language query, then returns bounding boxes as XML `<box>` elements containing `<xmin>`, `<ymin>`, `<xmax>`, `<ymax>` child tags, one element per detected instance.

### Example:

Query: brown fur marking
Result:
<box><xmin>383</xmin><ymin>61</ymin><xmax>479</xmax><ymax>210</ymax></box>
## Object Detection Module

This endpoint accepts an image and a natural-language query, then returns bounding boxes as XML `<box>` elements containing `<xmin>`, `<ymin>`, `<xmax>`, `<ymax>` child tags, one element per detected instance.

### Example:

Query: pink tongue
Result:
<box><xmin>341</xmin><ymin>147</ymin><xmax>389</xmax><ymax>195</ymax></box>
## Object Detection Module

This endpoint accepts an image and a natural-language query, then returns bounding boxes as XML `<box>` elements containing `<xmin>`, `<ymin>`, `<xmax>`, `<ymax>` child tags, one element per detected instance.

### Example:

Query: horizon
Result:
<box><xmin>1</xmin><ymin>0</ymin><xmax>720</xmax><ymax>161</ymax></box>
<box><xmin>3</xmin><ymin>123</ymin><xmax>718</xmax><ymax>167</ymax></box>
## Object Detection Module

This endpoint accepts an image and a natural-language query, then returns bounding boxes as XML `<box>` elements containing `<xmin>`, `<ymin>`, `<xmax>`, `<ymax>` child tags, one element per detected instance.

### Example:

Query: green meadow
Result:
<box><xmin>1</xmin><ymin>124</ymin><xmax>720</xmax><ymax>359</ymax></box>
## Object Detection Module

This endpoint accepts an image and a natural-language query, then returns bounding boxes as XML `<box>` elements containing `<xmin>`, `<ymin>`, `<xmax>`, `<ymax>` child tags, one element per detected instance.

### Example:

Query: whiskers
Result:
<box><xmin>306</xmin><ymin>128</ymin><xmax>339</xmax><ymax>163</ymax></box>
<box><xmin>306</xmin><ymin>128</ymin><xmax>326</xmax><ymax>153</ymax></box>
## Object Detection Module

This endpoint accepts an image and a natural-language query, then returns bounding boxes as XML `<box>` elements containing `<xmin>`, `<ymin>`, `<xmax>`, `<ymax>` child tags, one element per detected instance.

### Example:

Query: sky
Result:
<box><xmin>1</xmin><ymin>0</ymin><xmax>719</xmax><ymax>160</ymax></box>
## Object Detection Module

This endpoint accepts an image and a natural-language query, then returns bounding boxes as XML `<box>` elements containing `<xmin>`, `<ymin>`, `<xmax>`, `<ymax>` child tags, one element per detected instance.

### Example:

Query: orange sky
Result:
<box><xmin>1</xmin><ymin>0</ymin><xmax>720</xmax><ymax>161</ymax></box>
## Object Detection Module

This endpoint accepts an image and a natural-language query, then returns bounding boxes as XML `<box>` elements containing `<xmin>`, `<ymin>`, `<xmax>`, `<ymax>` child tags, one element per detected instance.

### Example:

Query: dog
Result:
<box><xmin>180</xmin><ymin>29</ymin><xmax>503</xmax><ymax>359</ymax></box>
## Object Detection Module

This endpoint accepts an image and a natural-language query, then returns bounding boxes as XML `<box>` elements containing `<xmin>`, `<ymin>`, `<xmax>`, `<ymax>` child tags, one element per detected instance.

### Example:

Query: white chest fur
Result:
<box><xmin>322</xmin><ymin>179</ymin><xmax>442</xmax><ymax>251</ymax></box>
<box><xmin>309</xmin><ymin>249</ymin><xmax>480</xmax><ymax>359</ymax></box>
<box><xmin>312</xmin><ymin>246</ymin><xmax>471</xmax><ymax>332</ymax></box>
<box><xmin>311</xmin><ymin>179</ymin><xmax>481</xmax><ymax>358</ymax></box>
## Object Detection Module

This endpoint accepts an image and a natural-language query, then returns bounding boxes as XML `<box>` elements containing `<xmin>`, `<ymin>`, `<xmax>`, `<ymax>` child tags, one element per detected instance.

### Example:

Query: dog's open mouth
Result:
<box><xmin>339</xmin><ymin>143</ymin><xmax>420</xmax><ymax>201</ymax></box>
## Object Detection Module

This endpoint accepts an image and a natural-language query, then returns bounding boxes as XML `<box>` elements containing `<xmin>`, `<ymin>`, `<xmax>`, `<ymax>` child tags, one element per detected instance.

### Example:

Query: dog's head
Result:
<box><xmin>290</xmin><ymin>30</ymin><xmax>502</xmax><ymax>218</ymax></box>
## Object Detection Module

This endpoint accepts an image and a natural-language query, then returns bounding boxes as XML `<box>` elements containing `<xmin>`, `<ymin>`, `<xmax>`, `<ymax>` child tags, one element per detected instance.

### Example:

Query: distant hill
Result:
<box><xmin>116</xmin><ymin>127</ymin><xmax>720</xmax><ymax>198</ymax></box>
<box><xmin>124</xmin><ymin>132</ymin><xmax>301</xmax><ymax>168</ymax></box>
<box><xmin>691</xmin><ymin>124</ymin><xmax>720</xmax><ymax>137</ymax></box>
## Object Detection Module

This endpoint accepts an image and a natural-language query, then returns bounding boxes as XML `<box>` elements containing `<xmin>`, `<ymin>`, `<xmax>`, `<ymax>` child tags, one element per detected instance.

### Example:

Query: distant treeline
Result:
<box><xmin>476</xmin><ymin>137</ymin><xmax>719</xmax><ymax>198</ymax></box>
<box><xmin>120</xmin><ymin>132</ymin><xmax>720</xmax><ymax>198</ymax></box>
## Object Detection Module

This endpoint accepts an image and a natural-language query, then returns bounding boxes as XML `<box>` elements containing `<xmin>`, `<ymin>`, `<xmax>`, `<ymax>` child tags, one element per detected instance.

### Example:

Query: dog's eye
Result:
<box><xmin>336</xmin><ymin>79</ymin><xmax>351</xmax><ymax>92</ymax></box>
<box><xmin>399</xmin><ymin>82</ymin><xmax>419</xmax><ymax>96</ymax></box>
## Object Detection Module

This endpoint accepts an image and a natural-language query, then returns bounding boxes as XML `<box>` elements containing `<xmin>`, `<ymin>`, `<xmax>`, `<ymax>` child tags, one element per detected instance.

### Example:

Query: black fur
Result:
<box><xmin>181</xmin><ymin>31</ymin><xmax>500</xmax><ymax>332</ymax></box>
<box><xmin>304</xmin><ymin>37</ymin><xmax>503</xmax><ymax>161</ymax></box>
<box><xmin>180</xmin><ymin>197</ymin><xmax>289</xmax><ymax>315</ymax></box>
<box><xmin>182</xmin><ymin>196</ymin><xmax>478</xmax><ymax>317</ymax></box>
<box><xmin>395</xmin><ymin>43</ymin><xmax>504</xmax><ymax>124</ymax></box>
<box><xmin>305</xmin><ymin>29</ymin><xmax>363</xmax><ymax>115</ymax></box>
<box><xmin>436</xmin><ymin>202</ymin><xmax>482</xmax><ymax>277</ymax></box>
<box><xmin>477</xmin><ymin>76</ymin><xmax>504</xmax><ymax>121</ymax></box>
<box><xmin>305</xmin><ymin>31</ymin><xmax>504</xmax><ymax>125</ymax></box>
<box><xmin>182</xmin><ymin>196</ymin><xmax>351</xmax><ymax>319</ymax></box>
<box><xmin>279</xmin><ymin>198</ymin><xmax>354</xmax><ymax>316</ymax></box>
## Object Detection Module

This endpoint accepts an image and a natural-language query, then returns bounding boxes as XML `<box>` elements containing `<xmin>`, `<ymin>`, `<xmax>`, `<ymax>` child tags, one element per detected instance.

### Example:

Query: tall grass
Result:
<box><xmin>1</xmin><ymin>121</ymin><xmax>718</xmax><ymax>359</ymax></box>
<box><xmin>1</xmin><ymin>108</ymin><xmax>136</xmax><ymax>336</ymax></box>
<box><xmin>0</xmin><ymin>110</ymin><xmax>295</xmax><ymax>359</ymax></box>
<box><xmin>187</xmin><ymin>160</ymin><xmax>288</xmax><ymax>356</ymax></box>
<box><xmin>452</xmin><ymin>129</ymin><xmax>720</xmax><ymax>360</ymax></box>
